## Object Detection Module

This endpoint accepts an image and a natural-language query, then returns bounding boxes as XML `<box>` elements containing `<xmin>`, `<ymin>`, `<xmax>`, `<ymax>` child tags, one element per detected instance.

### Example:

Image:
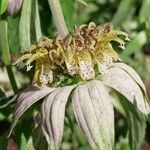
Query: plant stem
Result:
<box><xmin>0</xmin><ymin>17</ymin><xmax>18</xmax><ymax>94</ymax></box>
<box><xmin>48</xmin><ymin>0</ymin><xmax>69</xmax><ymax>38</ymax></box>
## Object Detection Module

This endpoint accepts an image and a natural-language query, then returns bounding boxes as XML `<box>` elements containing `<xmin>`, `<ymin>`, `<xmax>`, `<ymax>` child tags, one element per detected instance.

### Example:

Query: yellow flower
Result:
<box><xmin>15</xmin><ymin>22</ymin><xmax>129</xmax><ymax>86</ymax></box>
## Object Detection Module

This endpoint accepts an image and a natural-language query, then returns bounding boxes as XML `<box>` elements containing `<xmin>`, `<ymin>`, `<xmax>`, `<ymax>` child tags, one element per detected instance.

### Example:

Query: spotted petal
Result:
<box><xmin>72</xmin><ymin>80</ymin><xmax>114</xmax><ymax>149</ymax></box>
<box><xmin>41</xmin><ymin>85</ymin><xmax>75</xmax><ymax>150</ymax></box>
<box><xmin>101</xmin><ymin>65</ymin><xmax>150</xmax><ymax>115</ymax></box>
<box><xmin>8</xmin><ymin>84</ymin><xmax>55</xmax><ymax>137</ymax></box>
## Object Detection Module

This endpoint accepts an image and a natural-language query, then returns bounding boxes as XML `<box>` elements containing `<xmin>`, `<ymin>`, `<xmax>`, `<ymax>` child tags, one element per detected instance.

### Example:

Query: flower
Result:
<box><xmin>14</xmin><ymin>22</ymin><xmax>129</xmax><ymax>86</ymax></box>
<box><xmin>2</xmin><ymin>22</ymin><xmax>150</xmax><ymax>149</ymax></box>
<box><xmin>7</xmin><ymin>0</ymin><xmax>23</xmax><ymax>15</ymax></box>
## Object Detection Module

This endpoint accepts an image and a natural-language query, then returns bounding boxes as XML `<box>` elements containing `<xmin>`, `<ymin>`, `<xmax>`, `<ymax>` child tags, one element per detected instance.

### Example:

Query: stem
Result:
<box><xmin>48</xmin><ymin>0</ymin><xmax>69</xmax><ymax>38</ymax></box>
<box><xmin>0</xmin><ymin>17</ymin><xmax>18</xmax><ymax>94</ymax></box>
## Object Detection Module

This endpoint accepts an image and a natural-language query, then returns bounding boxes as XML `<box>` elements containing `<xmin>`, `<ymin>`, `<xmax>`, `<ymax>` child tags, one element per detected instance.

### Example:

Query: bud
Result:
<box><xmin>7</xmin><ymin>0</ymin><xmax>23</xmax><ymax>15</ymax></box>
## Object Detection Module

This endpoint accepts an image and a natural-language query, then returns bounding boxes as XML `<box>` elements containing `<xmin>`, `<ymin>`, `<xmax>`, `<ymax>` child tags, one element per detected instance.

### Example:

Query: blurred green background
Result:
<box><xmin>0</xmin><ymin>0</ymin><xmax>150</xmax><ymax>149</ymax></box>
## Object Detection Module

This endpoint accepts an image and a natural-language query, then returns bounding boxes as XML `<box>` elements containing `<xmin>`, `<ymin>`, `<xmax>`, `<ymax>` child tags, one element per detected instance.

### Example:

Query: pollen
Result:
<box><xmin>14</xmin><ymin>22</ymin><xmax>129</xmax><ymax>85</ymax></box>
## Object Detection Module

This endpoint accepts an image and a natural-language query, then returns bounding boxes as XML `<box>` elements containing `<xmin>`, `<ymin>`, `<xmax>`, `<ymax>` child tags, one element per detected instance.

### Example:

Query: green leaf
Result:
<box><xmin>116</xmin><ymin>136</ymin><xmax>130</xmax><ymax>150</ymax></box>
<box><xmin>61</xmin><ymin>0</ymin><xmax>75</xmax><ymax>31</ymax></box>
<box><xmin>19</xmin><ymin>0</ymin><xmax>32</xmax><ymax>51</ymax></box>
<box><xmin>121</xmin><ymin>31</ymin><xmax>147</xmax><ymax>59</ymax></box>
<box><xmin>0</xmin><ymin>0</ymin><xmax>8</xmax><ymax>15</ymax></box>
<box><xmin>8</xmin><ymin>16</ymin><xmax>20</xmax><ymax>54</ymax></box>
<box><xmin>111</xmin><ymin>93</ymin><xmax>126</xmax><ymax>117</ymax></box>
<box><xmin>32</xmin><ymin>0</ymin><xmax>42</xmax><ymax>41</ymax></box>
<box><xmin>26</xmin><ymin>137</ymin><xmax>34</xmax><ymax>150</ymax></box>
<box><xmin>20</xmin><ymin>134</ymin><xmax>27</xmax><ymax>150</ymax></box>
<box><xmin>32</xmin><ymin>126</ymin><xmax>48</xmax><ymax>150</ymax></box>
<box><xmin>112</xmin><ymin>0</ymin><xmax>134</xmax><ymax>27</ymax></box>
<box><xmin>119</xmin><ymin>94</ymin><xmax>146</xmax><ymax>150</ymax></box>
<box><xmin>0</xmin><ymin>19</ymin><xmax>18</xmax><ymax>93</ymax></box>
<box><xmin>0</xmin><ymin>20</ymin><xmax>10</xmax><ymax>65</ymax></box>
<box><xmin>139</xmin><ymin>0</ymin><xmax>150</xmax><ymax>24</ymax></box>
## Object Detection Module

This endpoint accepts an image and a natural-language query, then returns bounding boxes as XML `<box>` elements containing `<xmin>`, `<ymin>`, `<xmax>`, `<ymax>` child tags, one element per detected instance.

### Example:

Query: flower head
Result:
<box><xmin>2</xmin><ymin>22</ymin><xmax>149</xmax><ymax>150</ymax></box>
<box><xmin>15</xmin><ymin>22</ymin><xmax>129</xmax><ymax>86</ymax></box>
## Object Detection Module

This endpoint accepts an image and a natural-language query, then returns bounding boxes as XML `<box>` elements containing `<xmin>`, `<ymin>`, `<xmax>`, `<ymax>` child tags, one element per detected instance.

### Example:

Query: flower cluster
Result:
<box><xmin>15</xmin><ymin>22</ymin><xmax>129</xmax><ymax>86</ymax></box>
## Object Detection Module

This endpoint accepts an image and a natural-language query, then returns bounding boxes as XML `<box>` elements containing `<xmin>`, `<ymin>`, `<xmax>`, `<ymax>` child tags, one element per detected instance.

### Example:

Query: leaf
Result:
<box><xmin>112</xmin><ymin>0</ymin><xmax>134</xmax><ymax>27</ymax></box>
<box><xmin>72</xmin><ymin>80</ymin><xmax>114</xmax><ymax>149</ymax></box>
<box><xmin>41</xmin><ymin>86</ymin><xmax>74</xmax><ymax>150</ymax></box>
<box><xmin>101</xmin><ymin>65</ymin><xmax>150</xmax><ymax>115</ymax></box>
<box><xmin>47</xmin><ymin>0</ymin><xmax>69</xmax><ymax>38</ymax></box>
<box><xmin>111</xmin><ymin>93</ymin><xmax>126</xmax><ymax>117</ymax></box>
<box><xmin>32</xmin><ymin>0</ymin><xmax>42</xmax><ymax>41</ymax></box>
<box><xmin>32</xmin><ymin>126</ymin><xmax>48</xmax><ymax>150</ymax></box>
<box><xmin>26</xmin><ymin>137</ymin><xmax>34</xmax><ymax>150</ymax></box>
<box><xmin>0</xmin><ymin>0</ymin><xmax>8</xmax><ymax>15</ymax></box>
<box><xmin>19</xmin><ymin>0</ymin><xmax>32</xmax><ymax>51</ymax></box>
<box><xmin>139</xmin><ymin>0</ymin><xmax>150</xmax><ymax>24</ymax></box>
<box><xmin>61</xmin><ymin>0</ymin><xmax>75</xmax><ymax>31</ymax></box>
<box><xmin>120</xmin><ymin>31</ymin><xmax>147</xmax><ymax>59</ymax></box>
<box><xmin>0</xmin><ymin>20</ymin><xmax>11</xmax><ymax>65</ymax></box>
<box><xmin>20</xmin><ymin>134</ymin><xmax>27</xmax><ymax>150</ymax></box>
<box><xmin>8</xmin><ymin>17</ymin><xmax>20</xmax><ymax>53</ymax></box>
<box><xmin>115</xmin><ymin>136</ymin><xmax>130</xmax><ymax>150</ymax></box>
<box><xmin>118</xmin><ymin>94</ymin><xmax>146</xmax><ymax>150</ymax></box>
<box><xmin>8</xmin><ymin>84</ymin><xmax>55</xmax><ymax>137</ymax></box>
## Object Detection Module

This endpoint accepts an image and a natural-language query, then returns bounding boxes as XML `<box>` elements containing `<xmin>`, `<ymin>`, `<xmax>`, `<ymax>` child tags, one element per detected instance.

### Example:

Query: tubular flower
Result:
<box><xmin>2</xmin><ymin>22</ymin><xmax>149</xmax><ymax>150</ymax></box>
<box><xmin>15</xmin><ymin>22</ymin><xmax>129</xmax><ymax>85</ymax></box>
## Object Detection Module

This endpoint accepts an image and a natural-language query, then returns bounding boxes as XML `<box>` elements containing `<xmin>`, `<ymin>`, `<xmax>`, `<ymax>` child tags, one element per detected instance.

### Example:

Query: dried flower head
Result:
<box><xmin>2</xmin><ymin>22</ymin><xmax>149</xmax><ymax>150</ymax></box>
<box><xmin>15</xmin><ymin>22</ymin><xmax>129</xmax><ymax>86</ymax></box>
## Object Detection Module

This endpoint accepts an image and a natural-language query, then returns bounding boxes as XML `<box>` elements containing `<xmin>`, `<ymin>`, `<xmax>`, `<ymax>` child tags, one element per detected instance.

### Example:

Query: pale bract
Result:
<box><xmin>2</xmin><ymin>62</ymin><xmax>149</xmax><ymax>150</ymax></box>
